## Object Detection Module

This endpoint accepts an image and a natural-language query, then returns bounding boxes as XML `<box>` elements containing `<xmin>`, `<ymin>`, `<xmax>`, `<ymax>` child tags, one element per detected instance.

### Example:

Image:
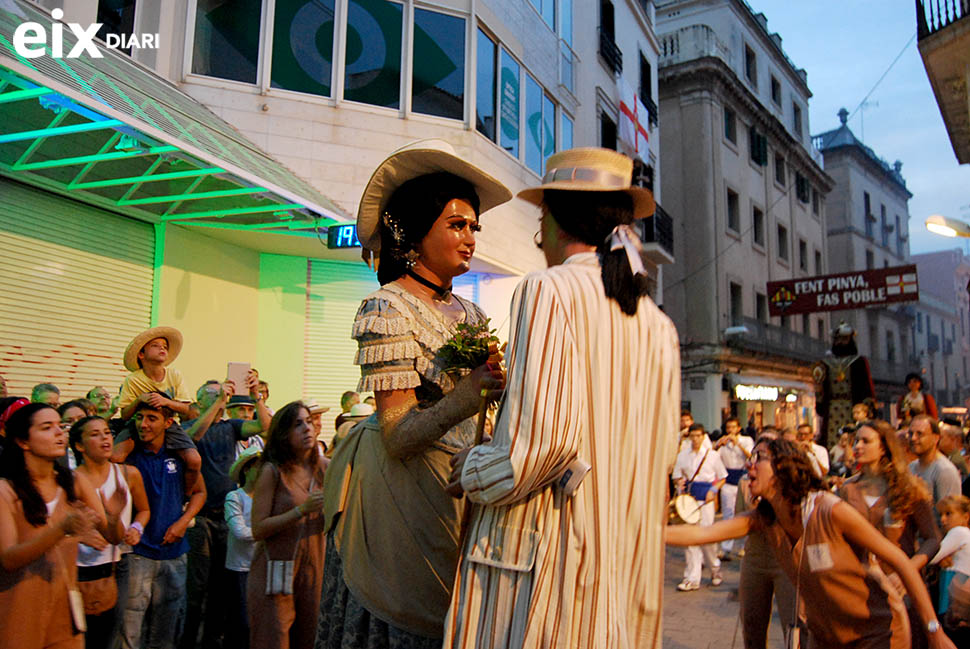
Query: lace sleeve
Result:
<box><xmin>352</xmin><ymin>295</ymin><xmax>422</xmax><ymax>393</ymax></box>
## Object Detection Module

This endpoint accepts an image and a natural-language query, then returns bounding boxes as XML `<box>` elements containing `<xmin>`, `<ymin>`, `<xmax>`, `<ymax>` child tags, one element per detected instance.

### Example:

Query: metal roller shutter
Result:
<box><xmin>0</xmin><ymin>178</ymin><xmax>154</xmax><ymax>400</ymax></box>
<box><xmin>305</xmin><ymin>259</ymin><xmax>379</xmax><ymax>437</ymax></box>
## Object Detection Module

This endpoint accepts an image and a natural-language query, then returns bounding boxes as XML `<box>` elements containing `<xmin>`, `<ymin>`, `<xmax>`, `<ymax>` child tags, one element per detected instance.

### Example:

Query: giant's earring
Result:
<box><xmin>382</xmin><ymin>211</ymin><xmax>406</xmax><ymax>247</ymax></box>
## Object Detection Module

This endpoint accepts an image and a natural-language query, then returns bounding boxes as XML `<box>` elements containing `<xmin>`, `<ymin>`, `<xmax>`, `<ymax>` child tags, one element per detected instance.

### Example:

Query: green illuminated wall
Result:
<box><xmin>257</xmin><ymin>253</ymin><xmax>308</xmax><ymax>406</ymax></box>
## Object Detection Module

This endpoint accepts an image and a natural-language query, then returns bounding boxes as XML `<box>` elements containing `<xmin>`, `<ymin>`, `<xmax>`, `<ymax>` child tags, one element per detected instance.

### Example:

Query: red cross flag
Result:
<box><xmin>618</xmin><ymin>77</ymin><xmax>649</xmax><ymax>159</ymax></box>
<box><xmin>885</xmin><ymin>272</ymin><xmax>918</xmax><ymax>296</ymax></box>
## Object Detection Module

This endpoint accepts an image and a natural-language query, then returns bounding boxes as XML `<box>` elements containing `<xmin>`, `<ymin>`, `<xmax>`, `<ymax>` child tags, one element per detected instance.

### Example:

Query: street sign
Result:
<box><xmin>767</xmin><ymin>264</ymin><xmax>918</xmax><ymax>316</ymax></box>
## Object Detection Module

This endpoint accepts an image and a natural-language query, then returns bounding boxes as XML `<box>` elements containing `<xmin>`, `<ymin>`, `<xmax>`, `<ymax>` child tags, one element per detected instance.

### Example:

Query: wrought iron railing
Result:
<box><xmin>640</xmin><ymin>203</ymin><xmax>673</xmax><ymax>257</ymax></box>
<box><xmin>917</xmin><ymin>0</ymin><xmax>969</xmax><ymax>39</ymax></box>
<box><xmin>642</xmin><ymin>95</ymin><xmax>659</xmax><ymax>128</ymax></box>
<box><xmin>599</xmin><ymin>30</ymin><xmax>623</xmax><ymax>74</ymax></box>
<box><xmin>729</xmin><ymin>317</ymin><xmax>828</xmax><ymax>362</ymax></box>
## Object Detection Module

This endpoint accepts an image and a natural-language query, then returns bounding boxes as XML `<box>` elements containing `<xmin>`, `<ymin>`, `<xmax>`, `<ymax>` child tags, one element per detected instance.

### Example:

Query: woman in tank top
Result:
<box><xmin>0</xmin><ymin>403</ymin><xmax>116</xmax><ymax>649</ymax></box>
<box><xmin>667</xmin><ymin>437</ymin><xmax>956</xmax><ymax>649</ymax></box>
<box><xmin>70</xmin><ymin>416</ymin><xmax>150</xmax><ymax>649</ymax></box>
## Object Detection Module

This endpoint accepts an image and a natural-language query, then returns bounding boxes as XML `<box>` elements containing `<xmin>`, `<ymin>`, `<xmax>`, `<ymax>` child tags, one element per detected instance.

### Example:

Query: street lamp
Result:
<box><xmin>925</xmin><ymin>214</ymin><xmax>970</xmax><ymax>238</ymax></box>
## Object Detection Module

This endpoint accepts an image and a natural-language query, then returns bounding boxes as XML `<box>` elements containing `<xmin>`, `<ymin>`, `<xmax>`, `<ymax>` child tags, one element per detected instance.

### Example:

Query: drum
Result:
<box><xmin>669</xmin><ymin>493</ymin><xmax>702</xmax><ymax>525</ymax></box>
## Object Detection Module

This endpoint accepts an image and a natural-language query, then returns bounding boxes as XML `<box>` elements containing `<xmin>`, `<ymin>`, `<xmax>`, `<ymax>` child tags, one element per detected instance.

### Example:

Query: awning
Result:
<box><xmin>0</xmin><ymin>0</ymin><xmax>350</xmax><ymax>234</ymax></box>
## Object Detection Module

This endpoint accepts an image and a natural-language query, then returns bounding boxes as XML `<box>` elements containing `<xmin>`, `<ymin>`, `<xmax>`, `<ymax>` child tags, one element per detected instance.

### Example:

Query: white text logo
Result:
<box><xmin>13</xmin><ymin>8</ymin><xmax>159</xmax><ymax>59</ymax></box>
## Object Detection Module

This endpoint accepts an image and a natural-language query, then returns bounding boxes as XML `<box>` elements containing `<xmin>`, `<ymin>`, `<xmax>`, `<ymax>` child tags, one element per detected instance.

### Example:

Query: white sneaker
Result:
<box><xmin>711</xmin><ymin>570</ymin><xmax>723</xmax><ymax>587</ymax></box>
<box><xmin>677</xmin><ymin>580</ymin><xmax>700</xmax><ymax>591</ymax></box>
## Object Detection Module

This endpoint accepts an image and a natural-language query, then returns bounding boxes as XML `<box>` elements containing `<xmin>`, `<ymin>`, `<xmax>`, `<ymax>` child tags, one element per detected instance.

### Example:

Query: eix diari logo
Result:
<box><xmin>13</xmin><ymin>8</ymin><xmax>159</xmax><ymax>59</ymax></box>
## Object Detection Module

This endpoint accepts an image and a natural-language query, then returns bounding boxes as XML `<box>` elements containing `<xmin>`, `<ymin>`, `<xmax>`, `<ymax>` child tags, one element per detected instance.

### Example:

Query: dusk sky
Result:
<box><xmin>743</xmin><ymin>0</ymin><xmax>970</xmax><ymax>257</ymax></box>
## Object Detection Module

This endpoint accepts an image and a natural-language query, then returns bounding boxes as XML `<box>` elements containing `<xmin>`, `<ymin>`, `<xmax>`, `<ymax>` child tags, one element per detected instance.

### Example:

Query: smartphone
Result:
<box><xmin>226</xmin><ymin>362</ymin><xmax>251</xmax><ymax>395</ymax></box>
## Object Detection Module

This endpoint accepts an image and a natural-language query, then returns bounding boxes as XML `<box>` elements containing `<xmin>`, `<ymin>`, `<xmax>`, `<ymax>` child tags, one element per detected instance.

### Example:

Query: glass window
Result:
<box><xmin>777</xmin><ymin>224</ymin><xmax>788</xmax><ymax>260</ymax></box>
<box><xmin>724</xmin><ymin>106</ymin><xmax>736</xmax><ymax>143</ymax></box>
<box><xmin>562</xmin><ymin>0</ymin><xmax>573</xmax><ymax>45</ymax></box>
<box><xmin>476</xmin><ymin>29</ymin><xmax>497</xmax><ymax>140</ymax></box>
<box><xmin>192</xmin><ymin>0</ymin><xmax>261</xmax><ymax>83</ymax></box>
<box><xmin>561</xmin><ymin>112</ymin><xmax>574</xmax><ymax>151</ymax></box>
<box><xmin>97</xmin><ymin>0</ymin><xmax>136</xmax><ymax>55</ymax></box>
<box><xmin>529</xmin><ymin>0</ymin><xmax>555</xmax><ymax>27</ymax></box>
<box><xmin>726</xmin><ymin>188</ymin><xmax>739</xmax><ymax>233</ymax></box>
<box><xmin>344</xmin><ymin>0</ymin><xmax>402</xmax><ymax>109</ymax></box>
<box><xmin>412</xmin><ymin>9</ymin><xmax>465</xmax><ymax>120</ymax></box>
<box><xmin>542</xmin><ymin>93</ymin><xmax>555</xmax><ymax>172</ymax></box>
<box><xmin>499</xmin><ymin>49</ymin><xmax>521</xmax><ymax>158</ymax></box>
<box><xmin>753</xmin><ymin>206</ymin><xmax>764</xmax><ymax>246</ymax></box>
<box><xmin>271</xmin><ymin>0</ymin><xmax>337</xmax><ymax>97</ymax></box>
<box><xmin>525</xmin><ymin>75</ymin><xmax>543</xmax><ymax>174</ymax></box>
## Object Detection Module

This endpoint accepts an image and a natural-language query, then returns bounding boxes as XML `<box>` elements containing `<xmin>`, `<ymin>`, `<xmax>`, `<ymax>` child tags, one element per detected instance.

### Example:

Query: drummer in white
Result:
<box><xmin>714</xmin><ymin>417</ymin><xmax>753</xmax><ymax>558</ymax></box>
<box><xmin>674</xmin><ymin>422</ymin><xmax>728</xmax><ymax>591</ymax></box>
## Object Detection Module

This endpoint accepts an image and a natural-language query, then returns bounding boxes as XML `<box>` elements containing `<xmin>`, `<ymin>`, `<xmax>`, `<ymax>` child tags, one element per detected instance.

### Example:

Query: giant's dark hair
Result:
<box><xmin>261</xmin><ymin>401</ymin><xmax>312</xmax><ymax>469</ymax></box>
<box><xmin>0</xmin><ymin>403</ymin><xmax>76</xmax><ymax>526</ymax></box>
<box><xmin>542</xmin><ymin>189</ymin><xmax>654</xmax><ymax>315</ymax></box>
<box><xmin>755</xmin><ymin>437</ymin><xmax>824</xmax><ymax>524</ymax></box>
<box><xmin>377</xmin><ymin>173</ymin><xmax>481</xmax><ymax>285</ymax></box>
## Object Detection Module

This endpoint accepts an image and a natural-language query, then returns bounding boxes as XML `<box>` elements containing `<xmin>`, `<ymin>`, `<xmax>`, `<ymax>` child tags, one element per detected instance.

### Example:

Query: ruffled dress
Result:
<box><xmin>314</xmin><ymin>282</ymin><xmax>487</xmax><ymax>649</ymax></box>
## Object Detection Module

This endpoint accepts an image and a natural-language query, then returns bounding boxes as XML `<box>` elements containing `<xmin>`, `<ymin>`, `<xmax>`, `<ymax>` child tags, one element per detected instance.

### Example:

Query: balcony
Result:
<box><xmin>916</xmin><ymin>1</ymin><xmax>970</xmax><ymax>163</ymax></box>
<box><xmin>728</xmin><ymin>317</ymin><xmax>828</xmax><ymax>362</ymax></box>
<box><xmin>599</xmin><ymin>30</ymin><xmax>623</xmax><ymax>74</ymax></box>
<box><xmin>637</xmin><ymin>203</ymin><xmax>675</xmax><ymax>265</ymax></box>
<box><xmin>659</xmin><ymin>24</ymin><xmax>732</xmax><ymax>69</ymax></box>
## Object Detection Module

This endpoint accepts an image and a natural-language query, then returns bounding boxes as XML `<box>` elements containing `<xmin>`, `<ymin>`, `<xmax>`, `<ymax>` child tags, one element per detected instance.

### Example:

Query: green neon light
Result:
<box><xmin>163</xmin><ymin>203</ymin><xmax>304</xmax><ymax>221</ymax></box>
<box><xmin>176</xmin><ymin>221</ymin><xmax>293</xmax><ymax>232</ymax></box>
<box><xmin>150</xmin><ymin>222</ymin><xmax>166</xmax><ymax>327</ymax></box>
<box><xmin>14</xmin><ymin>145</ymin><xmax>180</xmax><ymax>171</ymax></box>
<box><xmin>0</xmin><ymin>87</ymin><xmax>52</xmax><ymax>104</ymax></box>
<box><xmin>118</xmin><ymin>186</ymin><xmax>267</xmax><ymax>206</ymax></box>
<box><xmin>0</xmin><ymin>119</ymin><xmax>123</xmax><ymax>144</ymax></box>
<box><xmin>70</xmin><ymin>167</ymin><xmax>224</xmax><ymax>190</ymax></box>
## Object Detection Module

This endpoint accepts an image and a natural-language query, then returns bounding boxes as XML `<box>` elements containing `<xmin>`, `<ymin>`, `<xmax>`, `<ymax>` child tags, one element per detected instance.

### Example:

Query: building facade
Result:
<box><xmin>813</xmin><ymin>109</ymin><xmax>916</xmax><ymax>415</ymax></box>
<box><xmin>1</xmin><ymin>0</ymin><xmax>667</xmax><ymax>434</ymax></box>
<box><xmin>910</xmin><ymin>249</ymin><xmax>970</xmax><ymax>411</ymax></box>
<box><xmin>657</xmin><ymin>0</ymin><xmax>832</xmax><ymax>432</ymax></box>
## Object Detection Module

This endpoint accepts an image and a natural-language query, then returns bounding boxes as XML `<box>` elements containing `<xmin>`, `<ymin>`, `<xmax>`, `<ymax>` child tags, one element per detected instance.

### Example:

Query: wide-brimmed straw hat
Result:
<box><xmin>229</xmin><ymin>445</ymin><xmax>262</xmax><ymax>484</ymax></box>
<box><xmin>345</xmin><ymin>403</ymin><xmax>375</xmax><ymax>420</ymax></box>
<box><xmin>305</xmin><ymin>400</ymin><xmax>331</xmax><ymax>415</ymax></box>
<box><xmin>123</xmin><ymin>326</ymin><xmax>183</xmax><ymax>372</ymax></box>
<box><xmin>356</xmin><ymin>139</ymin><xmax>513</xmax><ymax>252</ymax></box>
<box><xmin>517</xmin><ymin>148</ymin><xmax>656</xmax><ymax>219</ymax></box>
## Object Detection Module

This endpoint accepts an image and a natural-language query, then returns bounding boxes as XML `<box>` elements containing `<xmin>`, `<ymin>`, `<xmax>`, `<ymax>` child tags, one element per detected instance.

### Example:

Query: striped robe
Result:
<box><xmin>443</xmin><ymin>252</ymin><xmax>680</xmax><ymax>649</ymax></box>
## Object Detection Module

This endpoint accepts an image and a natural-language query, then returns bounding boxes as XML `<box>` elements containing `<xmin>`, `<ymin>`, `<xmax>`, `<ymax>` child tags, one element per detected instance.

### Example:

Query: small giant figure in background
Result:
<box><xmin>813</xmin><ymin>322</ymin><xmax>876</xmax><ymax>448</ymax></box>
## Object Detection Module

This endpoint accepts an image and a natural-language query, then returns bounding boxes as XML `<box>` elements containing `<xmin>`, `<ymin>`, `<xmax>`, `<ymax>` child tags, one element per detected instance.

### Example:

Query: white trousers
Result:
<box><xmin>684</xmin><ymin>499</ymin><xmax>719</xmax><ymax>583</ymax></box>
<box><xmin>720</xmin><ymin>483</ymin><xmax>739</xmax><ymax>553</ymax></box>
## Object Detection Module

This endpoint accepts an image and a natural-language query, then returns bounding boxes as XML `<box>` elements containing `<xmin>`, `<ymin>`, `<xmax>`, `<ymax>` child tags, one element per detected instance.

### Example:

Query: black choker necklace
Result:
<box><xmin>407</xmin><ymin>270</ymin><xmax>452</xmax><ymax>299</ymax></box>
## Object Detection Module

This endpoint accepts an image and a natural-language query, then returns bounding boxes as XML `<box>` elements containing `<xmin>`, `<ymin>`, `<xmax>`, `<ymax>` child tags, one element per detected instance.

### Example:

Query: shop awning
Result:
<box><xmin>0</xmin><ymin>1</ymin><xmax>350</xmax><ymax>233</ymax></box>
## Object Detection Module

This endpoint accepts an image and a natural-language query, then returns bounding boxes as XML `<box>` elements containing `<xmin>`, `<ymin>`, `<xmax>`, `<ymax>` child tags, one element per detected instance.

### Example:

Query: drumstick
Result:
<box><xmin>474</xmin><ymin>397</ymin><xmax>489</xmax><ymax>445</ymax></box>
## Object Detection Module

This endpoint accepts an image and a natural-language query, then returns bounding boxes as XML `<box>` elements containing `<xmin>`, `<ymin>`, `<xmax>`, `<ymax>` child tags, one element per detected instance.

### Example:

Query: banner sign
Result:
<box><xmin>767</xmin><ymin>264</ymin><xmax>918</xmax><ymax>316</ymax></box>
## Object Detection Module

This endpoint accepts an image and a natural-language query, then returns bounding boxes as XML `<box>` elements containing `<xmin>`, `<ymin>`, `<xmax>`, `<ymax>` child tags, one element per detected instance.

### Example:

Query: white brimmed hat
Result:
<box><xmin>517</xmin><ymin>148</ymin><xmax>656</xmax><ymax>219</ymax></box>
<box><xmin>123</xmin><ymin>326</ymin><xmax>183</xmax><ymax>372</ymax></box>
<box><xmin>305</xmin><ymin>400</ymin><xmax>331</xmax><ymax>415</ymax></box>
<box><xmin>346</xmin><ymin>403</ymin><xmax>375</xmax><ymax>420</ymax></box>
<box><xmin>356</xmin><ymin>139</ymin><xmax>513</xmax><ymax>252</ymax></box>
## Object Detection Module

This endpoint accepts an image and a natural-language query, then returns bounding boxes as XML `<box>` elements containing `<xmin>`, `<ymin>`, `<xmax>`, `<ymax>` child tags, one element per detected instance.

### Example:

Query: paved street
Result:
<box><xmin>661</xmin><ymin>546</ymin><xmax>784</xmax><ymax>649</ymax></box>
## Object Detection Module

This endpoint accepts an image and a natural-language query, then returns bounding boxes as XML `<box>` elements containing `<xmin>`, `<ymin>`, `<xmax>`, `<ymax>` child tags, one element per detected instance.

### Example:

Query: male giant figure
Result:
<box><xmin>444</xmin><ymin>148</ymin><xmax>679</xmax><ymax>649</ymax></box>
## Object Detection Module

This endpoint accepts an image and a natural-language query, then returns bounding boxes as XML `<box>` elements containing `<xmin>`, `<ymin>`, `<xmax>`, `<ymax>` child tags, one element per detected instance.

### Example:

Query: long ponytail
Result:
<box><xmin>542</xmin><ymin>189</ymin><xmax>654</xmax><ymax>315</ymax></box>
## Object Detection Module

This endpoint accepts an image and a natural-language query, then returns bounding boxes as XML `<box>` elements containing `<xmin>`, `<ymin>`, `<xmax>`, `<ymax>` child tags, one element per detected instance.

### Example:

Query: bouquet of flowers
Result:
<box><xmin>439</xmin><ymin>319</ymin><xmax>500</xmax><ymax>373</ymax></box>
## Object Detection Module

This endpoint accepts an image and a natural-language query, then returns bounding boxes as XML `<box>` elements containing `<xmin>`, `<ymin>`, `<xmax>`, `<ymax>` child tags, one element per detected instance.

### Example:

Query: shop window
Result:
<box><xmin>724</xmin><ymin>106</ymin><xmax>737</xmax><ymax>144</ymax></box>
<box><xmin>476</xmin><ymin>29</ymin><xmax>497</xmax><ymax>140</ymax></box>
<box><xmin>412</xmin><ymin>9</ymin><xmax>465</xmax><ymax>120</ymax></box>
<box><xmin>192</xmin><ymin>0</ymin><xmax>261</xmax><ymax>83</ymax></box>
<box><xmin>97</xmin><ymin>0</ymin><xmax>137</xmax><ymax>54</ymax></box>
<box><xmin>344</xmin><ymin>0</ymin><xmax>403</xmax><ymax>109</ymax></box>
<box><xmin>500</xmin><ymin>49</ymin><xmax>521</xmax><ymax>158</ymax></box>
<box><xmin>271</xmin><ymin>0</ymin><xmax>336</xmax><ymax>97</ymax></box>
